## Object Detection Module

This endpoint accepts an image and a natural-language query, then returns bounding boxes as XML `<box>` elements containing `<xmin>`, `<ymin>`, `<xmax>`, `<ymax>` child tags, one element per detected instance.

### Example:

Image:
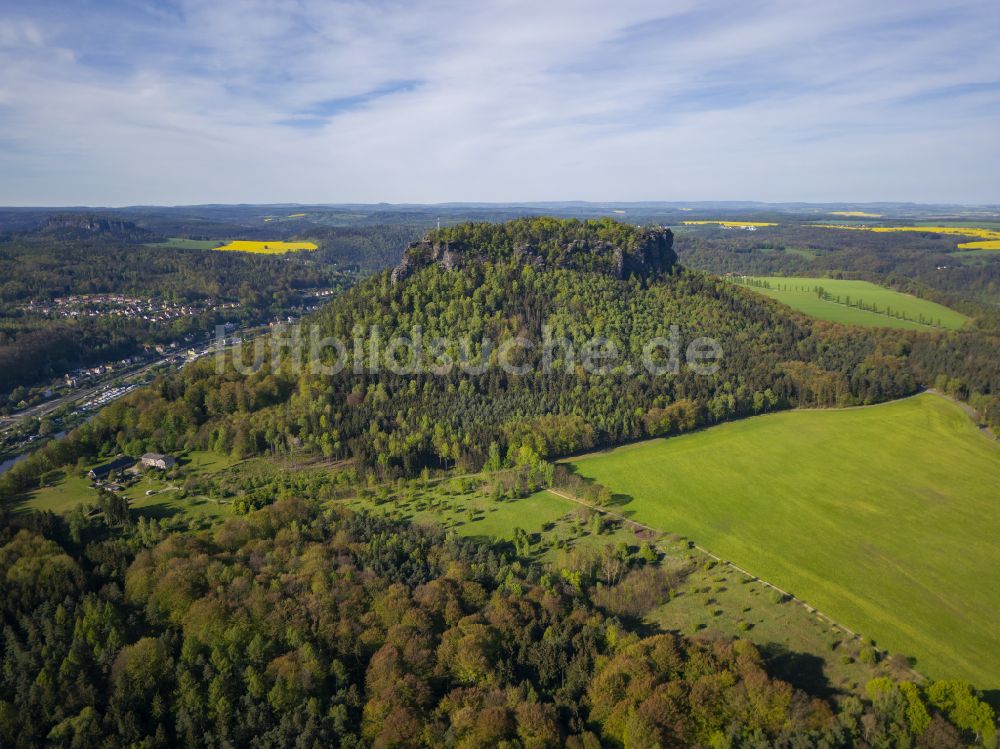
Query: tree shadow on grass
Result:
<box><xmin>759</xmin><ymin>643</ymin><xmax>838</xmax><ymax>700</ymax></box>
<box><xmin>611</xmin><ymin>614</ymin><xmax>662</xmax><ymax>638</ymax></box>
<box><xmin>133</xmin><ymin>501</ymin><xmax>182</xmax><ymax>521</ymax></box>
<box><xmin>609</xmin><ymin>492</ymin><xmax>634</xmax><ymax>508</ymax></box>
<box><xmin>981</xmin><ymin>689</ymin><xmax>1000</xmax><ymax>712</ymax></box>
<box><xmin>554</xmin><ymin>464</ymin><xmax>633</xmax><ymax>507</ymax></box>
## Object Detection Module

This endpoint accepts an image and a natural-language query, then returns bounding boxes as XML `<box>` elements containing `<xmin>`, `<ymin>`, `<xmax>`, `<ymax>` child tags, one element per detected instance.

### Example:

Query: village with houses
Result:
<box><xmin>18</xmin><ymin>293</ymin><xmax>240</xmax><ymax>322</ymax></box>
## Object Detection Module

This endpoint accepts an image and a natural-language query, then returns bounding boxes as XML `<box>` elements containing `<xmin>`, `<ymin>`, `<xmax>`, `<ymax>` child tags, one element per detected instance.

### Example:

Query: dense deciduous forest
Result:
<box><xmin>1</xmin><ymin>497</ymin><xmax>993</xmax><ymax>748</ymax></box>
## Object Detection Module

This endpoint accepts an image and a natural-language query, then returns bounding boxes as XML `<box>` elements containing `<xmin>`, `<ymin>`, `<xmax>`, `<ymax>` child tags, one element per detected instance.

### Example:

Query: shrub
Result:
<box><xmin>860</xmin><ymin>646</ymin><xmax>880</xmax><ymax>665</ymax></box>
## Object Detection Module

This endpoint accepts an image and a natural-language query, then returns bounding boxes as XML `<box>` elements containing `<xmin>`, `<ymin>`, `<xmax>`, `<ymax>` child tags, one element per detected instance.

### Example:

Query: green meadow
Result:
<box><xmin>20</xmin><ymin>449</ymin><xmax>237</xmax><ymax>520</ymax></box>
<box><xmin>147</xmin><ymin>238</ymin><xmax>226</xmax><ymax>250</ymax></box>
<box><xmin>568</xmin><ymin>393</ymin><xmax>1000</xmax><ymax>689</ymax></box>
<box><xmin>734</xmin><ymin>276</ymin><xmax>968</xmax><ymax>330</ymax></box>
<box><xmin>953</xmin><ymin>249</ymin><xmax>1000</xmax><ymax>265</ymax></box>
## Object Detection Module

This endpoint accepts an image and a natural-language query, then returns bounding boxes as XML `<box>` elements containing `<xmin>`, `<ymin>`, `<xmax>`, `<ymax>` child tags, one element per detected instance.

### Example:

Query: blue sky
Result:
<box><xmin>0</xmin><ymin>0</ymin><xmax>998</xmax><ymax>205</ymax></box>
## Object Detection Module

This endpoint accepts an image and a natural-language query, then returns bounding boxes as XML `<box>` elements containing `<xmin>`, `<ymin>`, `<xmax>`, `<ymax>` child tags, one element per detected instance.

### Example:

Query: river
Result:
<box><xmin>0</xmin><ymin>430</ymin><xmax>68</xmax><ymax>476</ymax></box>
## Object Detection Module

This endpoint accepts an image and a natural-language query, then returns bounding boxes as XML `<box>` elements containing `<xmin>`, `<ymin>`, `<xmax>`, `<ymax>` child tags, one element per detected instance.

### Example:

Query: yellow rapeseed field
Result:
<box><xmin>830</xmin><ymin>211</ymin><xmax>882</xmax><ymax>217</ymax></box>
<box><xmin>813</xmin><ymin>224</ymin><xmax>1000</xmax><ymax>239</ymax></box>
<box><xmin>681</xmin><ymin>220</ymin><xmax>777</xmax><ymax>227</ymax></box>
<box><xmin>214</xmin><ymin>240</ymin><xmax>318</xmax><ymax>254</ymax></box>
<box><xmin>872</xmin><ymin>226</ymin><xmax>1000</xmax><ymax>239</ymax></box>
<box><xmin>957</xmin><ymin>240</ymin><xmax>1000</xmax><ymax>250</ymax></box>
<box><xmin>811</xmin><ymin>224</ymin><xmax>1000</xmax><ymax>250</ymax></box>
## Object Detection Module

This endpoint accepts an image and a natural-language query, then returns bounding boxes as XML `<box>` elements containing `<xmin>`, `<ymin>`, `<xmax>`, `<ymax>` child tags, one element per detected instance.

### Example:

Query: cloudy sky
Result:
<box><xmin>1</xmin><ymin>0</ymin><xmax>999</xmax><ymax>206</ymax></box>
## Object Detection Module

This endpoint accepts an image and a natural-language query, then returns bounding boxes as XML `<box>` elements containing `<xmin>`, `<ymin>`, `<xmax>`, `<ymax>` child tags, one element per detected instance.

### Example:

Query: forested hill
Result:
<box><xmin>3</xmin><ymin>217</ymin><xmax>929</xmax><ymax>496</ymax></box>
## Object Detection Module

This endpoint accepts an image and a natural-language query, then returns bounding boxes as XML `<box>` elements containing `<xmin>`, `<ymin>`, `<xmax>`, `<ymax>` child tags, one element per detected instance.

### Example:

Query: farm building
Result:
<box><xmin>141</xmin><ymin>453</ymin><xmax>176</xmax><ymax>471</ymax></box>
<box><xmin>88</xmin><ymin>456</ymin><xmax>136</xmax><ymax>481</ymax></box>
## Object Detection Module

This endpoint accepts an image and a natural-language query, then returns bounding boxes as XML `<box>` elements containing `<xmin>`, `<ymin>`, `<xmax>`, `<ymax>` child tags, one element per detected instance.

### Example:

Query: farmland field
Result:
<box><xmin>956</xmin><ymin>240</ymin><xmax>1000</xmax><ymax>250</ymax></box>
<box><xmin>681</xmin><ymin>220</ymin><xmax>777</xmax><ymax>227</ymax></box>
<box><xmin>148</xmin><ymin>237</ymin><xmax>225</xmax><ymax>250</ymax></box>
<box><xmin>954</xmin><ymin>249</ymin><xmax>1000</xmax><ymax>265</ymax></box>
<box><xmin>811</xmin><ymin>223</ymin><xmax>1000</xmax><ymax>250</ymax></box>
<box><xmin>213</xmin><ymin>240</ymin><xmax>318</xmax><ymax>254</ymax></box>
<box><xmin>568</xmin><ymin>393</ymin><xmax>1000</xmax><ymax>688</ymax></box>
<box><xmin>733</xmin><ymin>276</ymin><xmax>968</xmax><ymax>330</ymax></box>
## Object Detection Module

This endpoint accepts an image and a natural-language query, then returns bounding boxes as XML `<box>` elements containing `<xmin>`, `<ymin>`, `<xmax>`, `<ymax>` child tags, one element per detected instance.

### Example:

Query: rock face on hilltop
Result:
<box><xmin>37</xmin><ymin>214</ymin><xmax>157</xmax><ymax>242</ymax></box>
<box><xmin>391</xmin><ymin>217</ymin><xmax>675</xmax><ymax>284</ymax></box>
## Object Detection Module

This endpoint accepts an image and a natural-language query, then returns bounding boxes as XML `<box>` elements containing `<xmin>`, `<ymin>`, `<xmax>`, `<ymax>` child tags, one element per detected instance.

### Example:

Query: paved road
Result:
<box><xmin>0</xmin><ymin>353</ymin><xmax>184</xmax><ymax>434</ymax></box>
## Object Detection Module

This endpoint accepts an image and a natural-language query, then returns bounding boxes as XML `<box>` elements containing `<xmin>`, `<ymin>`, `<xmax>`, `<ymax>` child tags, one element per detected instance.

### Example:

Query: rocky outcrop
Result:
<box><xmin>390</xmin><ymin>222</ymin><xmax>675</xmax><ymax>284</ymax></box>
<box><xmin>38</xmin><ymin>214</ymin><xmax>157</xmax><ymax>242</ymax></box>
<box><xmin>389</xmin><ymin>252</ymin><xmax>421</xmax><ymax>284</ymax></box>
<box><xmin>617</xmin><ymin>227</ymin><xmax>675</xmax><ymax>279</ymax></box>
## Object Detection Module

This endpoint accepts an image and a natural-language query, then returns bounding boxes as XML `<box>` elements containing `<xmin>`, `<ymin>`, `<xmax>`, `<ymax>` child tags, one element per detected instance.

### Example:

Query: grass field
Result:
<box><xmin>681</xmin><ymin>220</ymin><xmax>777</xmax><ymax>227</ymax></box>
<box><xmin>568</xmin><ymin>393</ymin><xmax>1000</xmax><ymax>689</ymax></box>
<box><xmin>148</xmin><ymin>238</ymin><xmax>225</xmax><ymax>250</ymax></box>
<box><xmin>19</xmin><ymin>449</ymin><xmax>238</xmax><ymax>520</ymax></box>
<box><xmin>783</xmin><ymin>247</ymin><xmax>818</xmax><ymax>260</ymax></box>
<box><xmin>734</xmin><ymin>276</ymin><xmax>968</xmax><ymax>330</ymax></box>
<box><xmin>344</xmin><ymin>486</ymin><xmax>575</xmax><ymax>556</ymax></box>
<box><xmin>25</xmin><ymin>470</ymin><xmax>95</xmax><ymax>513</ymax></box>
<box><xmin>213</xmin><ymin>240</ymin><xmax>317</xmax><ymax>254</ymax></box>
<box><xmin>954</xmin><ymin>249</ymin><xmax>1000</xmax><ymax>265</ymax></box>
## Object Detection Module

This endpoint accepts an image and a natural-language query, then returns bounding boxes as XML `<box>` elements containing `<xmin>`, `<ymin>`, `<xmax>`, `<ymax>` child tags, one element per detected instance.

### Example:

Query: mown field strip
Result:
<box><xmin>733</xmin><ymin>276</ymin><xmax>969</xmax><ymax>330</ymax></box>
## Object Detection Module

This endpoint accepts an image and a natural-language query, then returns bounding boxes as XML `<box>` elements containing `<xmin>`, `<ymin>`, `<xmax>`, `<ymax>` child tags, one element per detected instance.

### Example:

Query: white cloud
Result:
<box><xmin>0</xmin><ymin>0</ymin><xmax>998</xmax><ymax>204</ymax></box>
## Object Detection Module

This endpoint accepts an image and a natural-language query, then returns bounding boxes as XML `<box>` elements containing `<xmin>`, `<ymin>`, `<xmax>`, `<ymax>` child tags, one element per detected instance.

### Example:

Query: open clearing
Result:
<box><xmin>734</xmin><ymin>276</ymin><xmax>968</xmax><ymax>330</ymax></box>
<box><xmin>568</xmin><ymin>393</ymin><xmax>1000</xmax><ymax>689</ymax></box>
<box><xmin>681</xmin><ymin>220</ymin><xmax>777</xmax><ymax>227</ymax></box>
<box><xmin>213</xmin><ymin>240</ymin><xmax>317</xmax><ymax>254</ymax></box>
<box><xmin>954</xmin><ymin>249</ymin><xmax>1000</xmax><ymax>265</ymax></box>
<box><xmin>20</xmin><ymin>449</ymin><xmax>237</xmax><ymax>520</ymax></box>
<box><xmin>148</xmin><ymin>238</ymin><xmax>225</xmax><ymax>250</ymax></box>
